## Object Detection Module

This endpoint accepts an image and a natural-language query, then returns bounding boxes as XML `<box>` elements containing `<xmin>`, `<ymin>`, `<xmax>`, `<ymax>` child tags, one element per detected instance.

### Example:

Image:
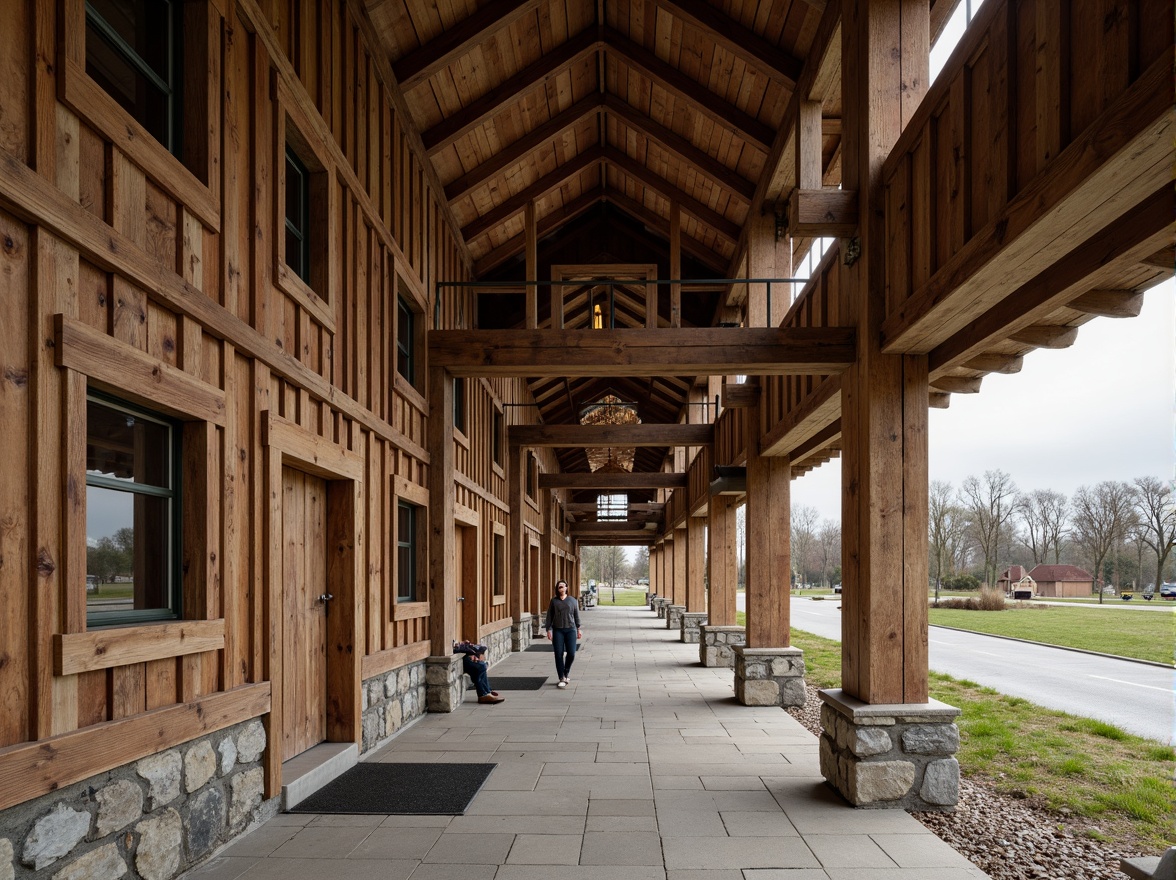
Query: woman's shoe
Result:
<box><xmin>556</xmin><ymin>680</ymin><xmax>567</xmax><ymax>688</ymax></box>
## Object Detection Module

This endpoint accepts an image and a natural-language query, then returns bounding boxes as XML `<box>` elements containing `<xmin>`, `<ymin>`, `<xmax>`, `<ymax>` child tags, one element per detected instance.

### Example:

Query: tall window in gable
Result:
<box><xmin>284</xmin><ymin>145</ymin><xmax>311</xmax><ymax>283</ymax></box>
<box><xmin>86</xmin><ymin>392</ymin><xmax>181</xmax><ymax>625</ymax></box>
<box><xmin>85</xmin><ymin>0</ymin><xmax>182</xmax><ymax>156</ymax></box>
<box><xmin>397</xmin><ymin>296</ymin><xmax>416</xmax><ymax>386</ymax></box>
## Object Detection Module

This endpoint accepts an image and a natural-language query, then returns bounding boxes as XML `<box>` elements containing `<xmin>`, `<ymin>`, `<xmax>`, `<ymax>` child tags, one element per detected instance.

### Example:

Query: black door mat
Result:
<box><xmin>466</xmin><ymin>676</ymin><xmax>548</xmax><ymax>690</ymax></box>
<box><xmin>288</xmin><ymin>762</ymin><xmax>496</xmax><ymax>815</ymax></box>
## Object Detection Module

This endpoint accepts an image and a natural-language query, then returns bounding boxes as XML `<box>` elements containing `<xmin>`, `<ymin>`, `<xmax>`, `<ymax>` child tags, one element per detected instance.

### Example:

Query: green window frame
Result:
<box><xmin>397</xmin><ymin>297</ymin><xmax>415</xmax><ymax>386</ymax></box>
<box><xmin>84</xmin><ymin>0</ymin><xmax>182</xmax><ymax>156</ymax></box>
<box><xmin>85</xmin><ymin>391</ymin><xmax>182</xmax><ymax>626</ymax></box>
<box><xmin>397</xmin><ymin>500</ymin><xmax>418</xmax><ymax>603</ymax></box>
<box><xmin>284</xmin><ymin>144</ymin><xmax>311</xmax><ymax>283</ymax></box>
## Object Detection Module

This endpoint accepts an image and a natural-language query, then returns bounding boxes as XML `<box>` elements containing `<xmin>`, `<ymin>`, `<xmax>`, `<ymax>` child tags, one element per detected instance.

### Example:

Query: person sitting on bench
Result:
<box><xmin>453</xmin><ymin>640</ymin><xmax>504</xmax><ymax>703</ymax></box>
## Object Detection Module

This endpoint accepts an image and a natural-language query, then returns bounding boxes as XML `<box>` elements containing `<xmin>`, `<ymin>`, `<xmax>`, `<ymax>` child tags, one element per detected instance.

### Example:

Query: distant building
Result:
<box><xmin>996</xmin><ymin>565</ymin><xmax>1028</xmax><ymax>592</ymax></box>
<box><xmin>1027</xmin><ymin>564</ymin><xmax>1094</xmax><ymax>598</ymax></box>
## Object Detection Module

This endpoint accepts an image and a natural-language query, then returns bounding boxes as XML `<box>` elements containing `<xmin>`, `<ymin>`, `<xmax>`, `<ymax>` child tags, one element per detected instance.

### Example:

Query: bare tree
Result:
<box><xmin>929</xmin><ymin>480</ymin><xmax>965</xmax><ymax>598</ymax></box>
<box><xmin>790</xmin><ymin>504</ymin><xmax>819</xmax><ymax>587</ymax></box>
<box><xmin>629</xmin><ymin>545</ymin><xmax>650</xmax><ymax>582</ymax></box>
<box><xmin>1133</xmin><ymin>476</ymin><xmax>1176</xmax><ymax>591</ymax></box>
<box><xmin>1071</xmin><ymin>481</ymin><xmax>1136</xmax><ymax>603</ymax></box>
<box><xmin>960</xmin><ymin>470</ymin><xmax>1018</xmax><ymax>587</ymax></box>
<box><xmin>816</xmin><ymin>519</ymin><xmax>841</xmax><ymax>587</ymax></box>
<box><xmin>1016</xmin><ymin>489</ymin><xmax>1069</xmax><ymax>566</ymax></box>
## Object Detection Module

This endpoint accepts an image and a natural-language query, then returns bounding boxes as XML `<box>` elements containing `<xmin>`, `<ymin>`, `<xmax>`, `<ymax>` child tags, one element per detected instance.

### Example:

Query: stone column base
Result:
<box><xmin>531</xmin><ymin>614</ymin><xmax>545</xmax><ymax>638</ymax></box>
<box><xmin>699</xmin><ymin>625</ymin><xmax>745</xmax><ymax>667</ymax></box>
<box><xmin>680</xmin><ymin>612</ymin><xmax>707</xmax><ymax>643</ymax></box>
<box><xmin>818</xmin><ymin>688</ymin><xmax>961</xmax><ymax>810</ymax></box>
<box><xmin>511</xmin><ymin>614</ymin><xmax>533</xmax><ymax>652</ymax></box>
<box><xmin>425</xmin><ymin>654</ymin><xmax>465</xmax><ymax>713</ymax></box>
<box><xmin>653</xmin><ymin>597</ymin><xmax>668</xmax><ymax>618</ymax></box>
<box><xmin>665</xmin><ymin>604</ymin><xmax>685</xmax><ymax>631</ymax></box>
<box><xmin>733</xmin><ymin>646</ymin><xmax>805</xmax><ymax>707</ymax></box>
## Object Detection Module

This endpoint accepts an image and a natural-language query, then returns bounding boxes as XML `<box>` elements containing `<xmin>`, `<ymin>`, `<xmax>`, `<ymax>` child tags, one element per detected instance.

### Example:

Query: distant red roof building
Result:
<box><xmin>997</xmin><ymin>565</ymin><xmax>1027</xmax><ymax>585</ymax></box>
<box><xmin>1028</xmin><ymin>564</ymin><xmax>1093</xmax><ymax>598</ymax></box>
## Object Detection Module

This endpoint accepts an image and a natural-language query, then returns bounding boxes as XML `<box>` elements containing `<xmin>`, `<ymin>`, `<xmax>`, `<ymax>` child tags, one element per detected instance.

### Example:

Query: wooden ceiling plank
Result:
<box><xmin>393</xmin><ymin>0</ymin><xmax>546</xmax><ymax>92</ymax></box>
<box><xmin>444</xmin><ymin>94</ymin><xmax>603</xmax><ymax>203</ymax></box>
<box><xmin>429</xmin><ymin>326</ymin><xmax>855</xmax><ymax>377</ymax></box>
<box><xmin>653</xmin><ymin>0</ymin><xmax>802</xmax><ymax>86</ymax></box>
<box><xmin>604</xmin><ymin>95</ymin><xmax>755</xmax><ymax>201</ymax></box>
<box><xmin>540</xmin><ymin>472</ymin><xmax>688</xmax><ymax>489</ymax></box>
<box><xmin>603</xmin><ymin>28</ymin><xmax>774</xmax><ymax>150</ymax></box>
<box><xmin>422</xmin><ymin>28</ymin><xmax>603</xmax><ymax>154</ymax></box>
<box><xmin>510</xmin><ymin>423</ymin><xmax>713</xmax><ymax>446</ymax></box>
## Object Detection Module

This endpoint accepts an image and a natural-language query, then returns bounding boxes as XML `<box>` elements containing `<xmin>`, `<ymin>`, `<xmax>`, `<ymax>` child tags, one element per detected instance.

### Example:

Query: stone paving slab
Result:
<box><xmin>181</xmin><ymin>606</ymin><xmax>990</xmax><ymax>880</ymax></box>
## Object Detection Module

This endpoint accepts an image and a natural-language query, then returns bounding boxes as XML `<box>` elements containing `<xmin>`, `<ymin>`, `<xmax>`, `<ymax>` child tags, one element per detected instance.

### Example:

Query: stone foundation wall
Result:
<box><xmin>511</xmin><ymin>615</ymin><xmax>534</xmax><ymax>652</ymax></box>
<box><xmin>699</xmin><ymin>625</ymin><xmax>745</xmax><ymax>667</ymax></box>
<box><xmin>818</xmin><ymin>689</ymin><xmax>961</xmax><ymax>810</ymax></box>
<box><xmin>482</xmin><ymin>624</ymin><xmax>512</xmax><ymax>663</ymax></box>
<box><xmin>679</xmin><ymin>612</ymin><xmax>707</xmax><ymax>643</ymax></box>
<box><xmin>733</xmin><ymin>646</ymin><xmax>806</xmax><ymax>707</ymax></box>
<box><xmin>653</xmin><ymin>597</ymin><xmax>668</xmax><ymax>618</ymax></box>
<box><xmin>665</xmin><ymin>605</ymin><xmax>685</xmax><ymax>630</ymax></box>
<box><xmin>0</xmin><ymin>719</ymin><xmax>274</xmax><ymax>880</ymax></box>
<box><xmin>425</xmin><ymin>654</ymin><xmax>466</xmax><ymax>713</ymax></box>
<box><xmin>360</xmin><ymin>660</ymin><xmax>427</xmax><ymax>753</ymax></box>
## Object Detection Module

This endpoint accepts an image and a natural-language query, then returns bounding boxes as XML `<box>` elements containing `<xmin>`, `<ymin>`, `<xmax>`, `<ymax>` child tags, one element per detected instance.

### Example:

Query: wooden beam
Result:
<box><xmin>603</xmin><ymin>28</ymin><xmax>773</xmax><ymax>150</ymax></box>
<box><xmin>669</xmin><ymin>202</ymin><xmax>681</xmax><ymax>328</ymax></box>
<box><xmin>525</xmin><ymin>200</ymin><xmax>537</xmax><ymax>328</ymax></box>
<box><xmin>539</xmin><ymin>472</ymin><xmax>688</xmax><ymax>489</ymax></box>
<box><xmin>54</xmin><ymin>620</ymin><xmax>225</xmax><ymax>675</ymax></box>
<box><xmin>422</xmin><ymin>29</ymin><xmax>601</xmax><ymax>154</ymax></box>
<box><xmin>653</xmin><ymin>0</ymin><xmax>802</xmax><ymax>86</ymax></box>
<box><xmin>392</xmin><ymin>0</ymin><xmax>545</xmax><ymax>92</ymax></box>
<box><xmin>429</xmin><ymin>327</ymin><xmax>856</xmax><ymax>377</ymax></box>
<box><xmin>571</xmin><ymin>521</ymin><xmax>657</xmax><ymax>533</ymax></box>
<box><xmin>605</xmin><ymin>148</ymin><xmax>741</xmax><ymax>242</ymax></box>
<box><xmin>722</xmin><ymin>382</ymin><xmax>761</xmax><ymax>408</ymax></box>
<box><xmin>930</xmin><ymin>375</ymin><xmax>981</xmax><ymax>394</ymax></box>
<box><xmin>1068</xmin><ymin>289</ymin><xmax>1145</xmax><ymax>318</ymax></box>
<box><xmin>787</xmin><ymin>187</ymin><xmax>859</xmax><ymax>236</ymax></box>
<box><xmin>473</xmin><ymin>189</ymin><xmax>602</xmax><ymax>276</ymax></box>
<box><xmin>565</xmin><ymin>502</ymin><xmax>665</xmax><ymax>514</ymax></box>
<box><xmin>928</xmin><ymin>391</ymin><xmax>951</xmax><ymax>409</ymax></box>
<box><xmin>1008</xmin><ymin>325</ymin><xmax>1080</xmax><ymax>349</ymax></box>
<box><xmin>962</xmin><ymin>354</ymin><xmax>1022</xmax><ymax>374</ymax></box>
<box><xmin>604</xmin><ymin>95</ymin><xmax>755</xmax><ymax>201</ymax></box>
<box><xmin>510</xmin><ymin>423</ymin><xmax>713</xmax><ymax>447</ymax></box>
<box><xmin>603</xmin><ymin>191</ymin><xmax>726</xmax><ymax>271</ymax></box>
<box><xmin>462</xmin><ymin>148</ymin><xmax>603</xmax><ymax>240</ymax></box>
<box><xmin>444</xmin><ymin>95</ymin><xmax>602</xmax><ymax>203</ymax></box>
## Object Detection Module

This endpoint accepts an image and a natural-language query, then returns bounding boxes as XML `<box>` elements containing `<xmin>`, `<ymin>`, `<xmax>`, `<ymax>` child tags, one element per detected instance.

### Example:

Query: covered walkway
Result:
<box><xmin>184</xmin><ymin>606</ymin><xmax>988</xmax><ymax>879</ymax></box>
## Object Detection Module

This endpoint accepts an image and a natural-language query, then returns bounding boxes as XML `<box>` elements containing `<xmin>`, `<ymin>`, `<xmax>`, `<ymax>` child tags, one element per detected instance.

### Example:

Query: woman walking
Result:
<box><xmin>544</xmin><ymin>580</ymin><xmax>582</xmax><ymax>688</ymax></box>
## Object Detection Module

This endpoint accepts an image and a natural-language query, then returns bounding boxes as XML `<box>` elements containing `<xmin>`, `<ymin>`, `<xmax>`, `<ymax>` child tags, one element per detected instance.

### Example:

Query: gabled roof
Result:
<box><xmin>998</xmin><ymin>565</ymin><xmax>1027</xmax><ymax>582</ymax></box>
<box><xmin>1028</xmin><ymin>564</ymin><xmax>1093</xmax><ymax>582</ymax></box>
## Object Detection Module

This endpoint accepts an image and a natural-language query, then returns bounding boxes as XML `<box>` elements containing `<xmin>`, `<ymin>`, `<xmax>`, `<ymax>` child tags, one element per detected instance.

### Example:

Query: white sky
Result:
<box><xmin>792</xmin><ymin>282</ymin><xmax>1176</xmax><ymax>523</ymax></box>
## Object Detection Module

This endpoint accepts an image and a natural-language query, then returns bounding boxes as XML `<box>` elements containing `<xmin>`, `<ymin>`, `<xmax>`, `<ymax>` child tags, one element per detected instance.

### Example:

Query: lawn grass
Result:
<box><xmin>928</xmin><ymin>605</ymin><xmax>1175</xmax><ymax>666</ymax></box>
<box><xmin>735</xmin><ymin>612</ymin><xmax>1175</xmax><ymax>852</ymax></box>
<box><xmin>594</xmin><ymin>589</ymin><xmax>649</xmax><ymax>607</ymax></box>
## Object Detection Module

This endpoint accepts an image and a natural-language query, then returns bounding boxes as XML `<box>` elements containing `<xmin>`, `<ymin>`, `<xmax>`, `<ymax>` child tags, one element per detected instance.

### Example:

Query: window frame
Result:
<box><xmin>453</xmin><ymin>377</ymin><xmax>466</xmax><ymax>436</ymax></box>
<box><xmin>492</xmin><ymin>530</ymin><xmax>505</xmax><ymax>598</ymax></box>
<box><xmin>85</xmin><ymin>390</ymin><xmax>184</xmax><ymax>627</ymax></box>
<box><xmin>396</xmin><ymin>295</ymin><xmax>417</xmax><ymax>389</ymax></box>
<box><xmin>396</xmin><ymin>500</ymin><xmax>424</xmax><ymax>604</ymax></box>
<box><xmin>284</xmin><ymin>144</ymin><xmax>311</xmax><ymax>284</ymax></box>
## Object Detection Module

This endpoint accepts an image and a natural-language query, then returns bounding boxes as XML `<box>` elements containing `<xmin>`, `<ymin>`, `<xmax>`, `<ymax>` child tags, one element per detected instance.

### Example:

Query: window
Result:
<box><xmin>284</xmin><ymin>145</ymin><xmax>311</xmax><ymax>284</ymax></box>
<box><xmin>453</xmin><ymin>378</ymin><xmax>466</xmax><ymax>434</ymax></box>
<box><xmin>397</xmin><ymin>501</ymin><xmax>421</xmax><ymax>602</ymax></box>
<box><xmin>597</xmin><ymin>494</ymin><xmax>628</xmax><ymax>522</ymax></box>
<box><xmin>397</xmin><ymin>296</ymin><xmax>416</xmax><ymax>386</ymax></box>
<box><xmin>86</xmin><ymin>392</ymin><xmax>181</xmax><ymax>625</ymax></box>
<box><xmin>492</xmin><ymin>533</ymin><xmax>505</xmax><ymax>597</ymax></box>
<box><xmin>85</xmin><ymin>0</ymin><xmax>182</xmax><ymax>156</ymax></box>
<box><xmin>525</xmin><ymin>452</ymin><xmax>536</xmax><ymax>498</ymax></box>
<box><xmin>491</xmin><ymin>408</ymin><xmax>503</xmax><ymax>467</ymax></box>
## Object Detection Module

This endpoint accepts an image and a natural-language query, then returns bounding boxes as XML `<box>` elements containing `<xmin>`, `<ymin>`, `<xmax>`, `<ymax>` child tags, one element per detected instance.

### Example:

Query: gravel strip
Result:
<box><xmin>786</xmin><ymin>683</ymin><xmax>1148</xmax><ymax>880</ymax></box>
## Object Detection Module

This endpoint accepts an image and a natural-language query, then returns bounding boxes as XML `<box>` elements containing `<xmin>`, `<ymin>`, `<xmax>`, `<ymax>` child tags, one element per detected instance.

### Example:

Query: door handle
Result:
<box><xmin>319</xmin><ymin>593</ymin><xmax>334</xmax><ymax>603</ymax></box>
<box><xmin>456</xmin><ymin>596</ymin><xmax>465</xmax><ymax>602</ymax></box>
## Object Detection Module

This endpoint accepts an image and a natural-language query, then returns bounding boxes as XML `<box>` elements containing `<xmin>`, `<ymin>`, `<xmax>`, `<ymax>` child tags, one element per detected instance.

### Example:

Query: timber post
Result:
<box><xmin>680</xmin><ymin>512</ymin><xmax>707</xmax><ymax>642</ymax></box>
<box><xmin>701</xmin><ymin>493</ymin><xmax>744</xmax><ymax>666</ymax></box>
<box><xmin>820</xmin><ymin>0</ymin><xmax>960</xmax><ymax>811</ymax></box>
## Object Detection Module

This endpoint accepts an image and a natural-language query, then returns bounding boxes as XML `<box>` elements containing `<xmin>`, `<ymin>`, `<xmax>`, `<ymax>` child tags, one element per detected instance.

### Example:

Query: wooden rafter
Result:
<box><xmin>444</xmin><ymin>95</ymin><xmax>602</xmax><ymax>203</ymax></box>
<box><xmin>603</xmin><ymin>29</ymin><xmax>774</xmax><ymax>151</ymax></box>
<box><xmin>605</xmin><ymin>149</ymin><xmax>741</xmax><ymax>242</ymax></box>
<box><xmin>603</xmin><ymin>95</ymin><xmax>756</xmax><ymax>202</ymax></box>
<box><xmin>652</xmin><ymin>0</ymin><xmax>802</xmax><ymax>87</ymax></box>
<box><xmin>422</xmin><ymin>29</ymin><xmax>602</xmax><ymax>155</ymax></box>
<box><xmin>473</xmin><ymin>189</ymin><xmax>601</xmax><ymax>275</ymax></box>
<box><xmin>429</xmin><ymin>327</ymin><xmax>855</xmax><ymax>377</ymax></box>
<box><xmin>540</xmin><ymin>472</ymin><xmax>688</xmax><ymax>489</ymax></box>
<box><xmin>392</xmin><ymin>0</ymin><xmax>545</xmax><ymax>92</ymax></box>
<box><xmin>603</xmin><ymin>191</ymin><xmax>727</xmax><ymax>272</ymax></box>
<box><xmin>510</xmin><ymin>424</ymin><xmax>713</xmax><ymax>447</ymax></box>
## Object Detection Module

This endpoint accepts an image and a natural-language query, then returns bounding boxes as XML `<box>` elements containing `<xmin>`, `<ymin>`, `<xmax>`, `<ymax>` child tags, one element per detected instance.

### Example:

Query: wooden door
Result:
<box><xmin>454</xmin><ymin>524</ymin><xmax>465</xmax><ymax>644</ymax></box>
<box><xmin>281</xmin><ymin>467</ymin><xmax>328</xmax><ymax>760</ymax></box>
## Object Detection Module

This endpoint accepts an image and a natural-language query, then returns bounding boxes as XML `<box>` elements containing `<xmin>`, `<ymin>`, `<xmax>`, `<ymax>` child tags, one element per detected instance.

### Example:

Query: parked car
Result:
<box><xmin>832</xmin><ymin>583</ymin><xmax>842</xmax><ymax>594</ymax></box>
<box><xmin>85</xmin><ymin>574</ymin><xmax>99</xmax><ymax>593</ymax></box>
<box><xmin>1160</xmin><ymin>583</ymin><xmax>1176</xmax><ymax>599</ymax></box>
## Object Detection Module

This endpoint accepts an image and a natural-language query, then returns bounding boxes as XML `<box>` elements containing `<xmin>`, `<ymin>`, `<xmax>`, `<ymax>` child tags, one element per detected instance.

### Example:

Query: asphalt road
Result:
<box><xmin>736</xmin><ymin>594</ymin><xmax>1175</xmax><ymax>744</ymax></box>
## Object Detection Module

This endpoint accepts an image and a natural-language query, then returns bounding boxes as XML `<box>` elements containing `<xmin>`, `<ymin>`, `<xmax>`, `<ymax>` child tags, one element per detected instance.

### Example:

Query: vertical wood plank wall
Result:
<box><xmin>0</xmin><ymin>0</ymin><xmax>567</xmax><ymax>806</ymax></box>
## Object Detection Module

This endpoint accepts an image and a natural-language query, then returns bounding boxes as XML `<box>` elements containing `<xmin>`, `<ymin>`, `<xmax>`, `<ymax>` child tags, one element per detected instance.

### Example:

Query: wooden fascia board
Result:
<box><xmin>392</xmin><ymin>0</ymin><xmax>545</xmax><ymax>92</ymax></box>
<box><xmin>603</xmin><ymin>95</ymin><xmax>755</xmax><ymax>202</ymax></box>
<box><xmin>509</xmin><ymin>424</ymin><xmax>713</xmax><ymax>447</ymax></box>
<box><xmin>603</xmin><ymin>28</ymin><xmax>773</xmax><ymax>151</ymax></box>
<box><xmin>881</xmin><ymin>54</ymin><xmax>1176</xmax><ymax>354</ymax></box>
<box><xmin>472</xmin><ymin>190</ymin><xmax>601</xmax><ymax>275</ymax></box>
<box><xmin>445</xmin><ymin>94</ymin><xmax>603</xmax><ymax>203</ymax></box>
<box><xmin>927</xmin><ymin>188</ymin><xmax>1174</xmax><ymax>376</ymax></box>
<box><xmin>427</xmin><ymin>327</ymin><xmax>855</xmax><ymax>378</ymax></box>
<box><xmin>653</xmin><ymin>0</ymin><xmax>802</xmax><ymax>86</ymax></box>
<box><xmin>788</xmin><ymin>419</ymin><xmax>841</xmax><ymax>466</ymax></box>
<box><xmin>603</xmin><ymin>191</ymin><xmax>727</xmax><ymax>272</ymax></box>
<box><xmin>423</xmin><ymin>29</ymin><xmax>602</xmax><ymax>154</ymax></box>
<box><xmin>758</xmin><ymin>375</ymin><xmax>841</xmax><ymax>458</ymax></box>
<box><xmin>604</xmin><ymin>148</ymin><xmax>741</xmax><ymax>242</ymax></box>
<box><xmin>460</xmin><ymin>147</ymin><xmax>605</xmax><ymax>240</ymax></box>
<box><xmin>539</xmin><ymin>472</ymin><xmax>688</xmax><ymax>489</ymax></box>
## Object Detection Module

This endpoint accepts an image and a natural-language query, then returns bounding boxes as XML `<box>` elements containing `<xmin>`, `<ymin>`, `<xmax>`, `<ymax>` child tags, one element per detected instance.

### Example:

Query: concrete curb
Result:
<box><xmin>928</xmin><ymin>624</ymin><xmax>1175</xmax><ymax>670</ymax></box>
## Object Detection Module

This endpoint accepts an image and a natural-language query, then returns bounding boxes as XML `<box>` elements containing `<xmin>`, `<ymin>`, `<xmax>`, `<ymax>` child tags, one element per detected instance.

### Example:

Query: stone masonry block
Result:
<box><xmin>95</xmin><ymin>779</ymin><xmax>143</xmax><ymax>837</ymax></box>
<box><xmin>920</xmin><ymin>758</ymin><xmax>960</xmax><ymax>805</ymax></box>
<box><xmin>848</xmin><ymin>727</ymin><xmax>893</xmax><ymax>757</ymax></box>
<box><xmin>738</xmin><ymin>679</ymin><xmax>780</xmax><ymax>705</ymax></box>
<box><xmin>849</xmin><ymin>760</ymin><xmax>915</xmax><ymax>805</ymax></box>
<box><xmin>51</xmin><ymin>843</ymin><xmax>126</xmax><ymax>880</ymax></box>
<box><xmin>135</xmin><ymin>809</ymin><xmax>182</xmax><ymax>880</ymax></box>
<box><xmin>23</xmin><ymin>805</ymin><xmax>91</xmax><ymax>870</ymax></box>
<box><xmin>902</xmin><ymin>724</ymin><xmax>960</xmax><ymax>756</ymax></box>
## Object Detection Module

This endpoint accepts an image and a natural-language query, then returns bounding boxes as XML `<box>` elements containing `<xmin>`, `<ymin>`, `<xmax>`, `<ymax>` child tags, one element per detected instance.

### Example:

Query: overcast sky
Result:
<box><xmin>792</xmin><ymin>281</ymin><xmax>1175</xmax><ymax>524</ymax></box>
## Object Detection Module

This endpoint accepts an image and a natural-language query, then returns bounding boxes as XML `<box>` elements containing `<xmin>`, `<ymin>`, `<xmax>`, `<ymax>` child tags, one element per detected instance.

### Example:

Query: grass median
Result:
<box><xmin>735</xmin><ymin>611</ymin><xmax>1175</xmax><ymax>852</ymax></box>
<box><xmin>928</xmin><ymin>604</ymin><xmax>1175</xmax><ymax>666</ymax></box>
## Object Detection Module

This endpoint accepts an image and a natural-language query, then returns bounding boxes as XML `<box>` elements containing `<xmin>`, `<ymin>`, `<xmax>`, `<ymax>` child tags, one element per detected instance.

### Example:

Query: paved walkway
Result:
<box><xmin>184</xmin><ymin>605</ymin><xmax>989</xmax><ymax>880</ymax></box>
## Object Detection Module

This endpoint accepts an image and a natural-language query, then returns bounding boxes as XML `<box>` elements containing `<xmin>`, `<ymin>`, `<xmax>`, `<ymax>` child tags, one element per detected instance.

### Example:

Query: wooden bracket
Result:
<box><xmin>787</xmin><ymin>187</ymin><xmax>858</xmax><ymax>237</ymax></box>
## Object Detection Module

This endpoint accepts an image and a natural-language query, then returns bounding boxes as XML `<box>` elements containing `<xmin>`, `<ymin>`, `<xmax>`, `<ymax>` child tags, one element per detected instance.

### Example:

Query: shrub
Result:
<box><xmin>942</xmin><ymin>574</ymin><xmax>981</xmax><ymax>591</ymax></box>
<box><xmin>977</xmin><ymin>586</ymin><xmax>1007</xmax><ymax>611</ymax></box>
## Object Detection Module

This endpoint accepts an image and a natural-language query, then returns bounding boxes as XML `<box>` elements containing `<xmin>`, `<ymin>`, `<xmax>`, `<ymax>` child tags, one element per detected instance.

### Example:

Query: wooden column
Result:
<box><xmin>672</xmin><ymin>526</ymin><xmax>687</xmax><ymax>605</ymax></box>
<box><xmin>747</xmin><ymin>212</ymin><xmax>787</xmax><ymax>329</ymax></box>
<box><xmin>507</xmin><ymin>441</ymin><xmax>527</xmax><ymax>622</ymax></box>
<box><xmin>428</xmin><ymin>367</ymin><xmax>456</xmax><ymax>654</ymax></box>
<box><xmin>539</xmin><ymin>490</ymin><xmax>553</xmax><ymax>616</ymax></box>
<box><xmin>669</xmin><ymin>202</ymin><xmax>681</xmax><ymax>328</ymax></box>
<box><xmin>839</xmin><ymin>0</ymin><xmax>930</xmax><ymax>704</ymax></box>
<box><xmin>745</xmin><ymin>445</ymin><xmax>790</xmax><ymax>649</ymax></box>
<box><xmin>685</xmin><ymin>513</ymin><xmax>706</xmax><ymax>611</ymax></box>
<box><xmin>525</xmin><ymin>200</ymin><xmax>538</xmax><ymax>328</ymax></box>
<box><xmin>707</xmin><ymin>494</ymin><xmax>738</xmax><ymax>626</ymax></box>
